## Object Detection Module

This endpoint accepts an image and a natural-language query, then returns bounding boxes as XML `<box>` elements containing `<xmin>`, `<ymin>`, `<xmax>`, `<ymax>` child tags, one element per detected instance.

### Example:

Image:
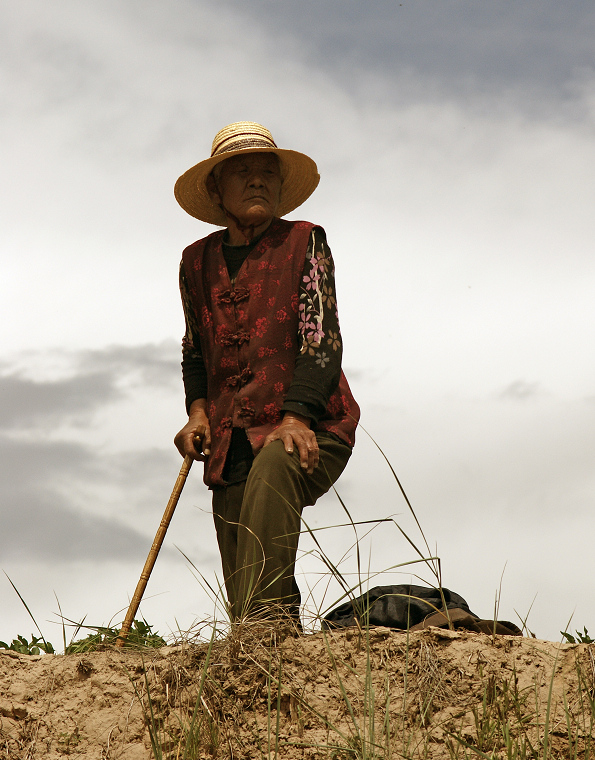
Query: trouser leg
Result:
<box><xmin>212</xmin><ymin>434</ymin><xmax>351</xmax><ymax>620</ymax></box>
<box><xmin>212</xmin><ymin>481</ymin><xmax>246</xmax><ymax>615</ymax></box>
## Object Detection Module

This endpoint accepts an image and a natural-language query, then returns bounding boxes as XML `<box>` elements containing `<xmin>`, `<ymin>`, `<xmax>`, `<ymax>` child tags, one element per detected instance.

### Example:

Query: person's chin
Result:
<box><xmin>242</xmin><ymin>206</ymin><xmax>275</xmax><ymax>227</ymax></box>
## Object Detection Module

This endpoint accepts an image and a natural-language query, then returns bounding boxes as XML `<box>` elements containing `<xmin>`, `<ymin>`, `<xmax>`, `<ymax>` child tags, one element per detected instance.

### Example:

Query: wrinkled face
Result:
<box><xmin>209</xmin><ymin>152</ymin><xmax>282</xmax><ymax>232</ymax></box>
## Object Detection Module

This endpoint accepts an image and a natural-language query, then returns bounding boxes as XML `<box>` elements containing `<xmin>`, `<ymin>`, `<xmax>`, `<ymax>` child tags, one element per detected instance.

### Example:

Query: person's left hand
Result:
<box><xmin>263</xmin><ymin>412</ymin><xmax>319</xmax><ymax>474</ymax></box>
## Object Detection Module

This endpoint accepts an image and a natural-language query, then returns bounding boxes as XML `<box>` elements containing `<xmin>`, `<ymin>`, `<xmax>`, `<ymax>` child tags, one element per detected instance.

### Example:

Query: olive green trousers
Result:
<box><xmin>211</xmin><ymin>434</ymin><xmax>352</xmax><ymax>621</ymax></box>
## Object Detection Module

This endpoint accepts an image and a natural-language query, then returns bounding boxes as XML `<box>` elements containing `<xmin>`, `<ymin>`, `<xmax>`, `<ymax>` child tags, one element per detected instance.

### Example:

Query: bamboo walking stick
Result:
<box><xmin>116</xmin><ymin>453</ymin><xmax>194</xmax><ymax>647</ymax></box>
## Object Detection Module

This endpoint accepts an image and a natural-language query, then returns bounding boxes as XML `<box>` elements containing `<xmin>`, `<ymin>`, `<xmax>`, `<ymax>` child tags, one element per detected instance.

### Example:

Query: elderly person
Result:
<box><xmin>174</xmin><ymin>122</ymin><xmax>359</xmax><ymax>623</ymax></box>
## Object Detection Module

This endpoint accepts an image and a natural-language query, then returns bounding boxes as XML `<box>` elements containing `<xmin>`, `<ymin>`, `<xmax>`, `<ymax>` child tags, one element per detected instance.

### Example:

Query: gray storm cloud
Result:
<box><xmin>0</xmin><ymin>344</ymin><xmax>185</xmax><ymax>563</ymax></box>
<box><xmin>0</xmin><ymin>373</ymin><xmax>121</xmax><ymax>427</ymax></box>
<box><xmin>0</xmin><ymin>436</ymin><xmax>153</xmax><ymax>561</ymax></box>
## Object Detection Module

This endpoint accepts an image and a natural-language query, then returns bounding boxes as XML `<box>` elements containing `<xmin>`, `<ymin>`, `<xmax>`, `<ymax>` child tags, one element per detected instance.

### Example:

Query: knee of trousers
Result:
<box><xmin>250</xmin><ymin>440</ymin><xmax>302</xmax><ymax>479</ymax></box>
<box><xmin>246</xmin><ymin>440</ymin><xmax>308</xmax><ymax>507</ymax></box>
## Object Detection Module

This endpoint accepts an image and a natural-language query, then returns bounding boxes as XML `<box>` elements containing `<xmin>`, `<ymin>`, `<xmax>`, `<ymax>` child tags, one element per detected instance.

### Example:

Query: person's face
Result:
<box><xmin>209</xmin><ymin>152</ymin><xmax>282</xmax><ymax>233</ymax></box>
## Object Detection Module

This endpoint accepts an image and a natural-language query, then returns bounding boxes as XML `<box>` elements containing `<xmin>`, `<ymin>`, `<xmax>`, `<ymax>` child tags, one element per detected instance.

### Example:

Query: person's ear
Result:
<box><xmin>206</xmin><ymin>172</ymin><xmax>221</xmax><ymax>205</ymax></box>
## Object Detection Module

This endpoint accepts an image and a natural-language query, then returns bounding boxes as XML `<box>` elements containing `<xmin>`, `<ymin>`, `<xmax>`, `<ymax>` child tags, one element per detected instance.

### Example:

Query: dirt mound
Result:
<box><xmin>1</xmin><ymin>627</ymin><xmax>593</xmax><ymax>759</ymax></box>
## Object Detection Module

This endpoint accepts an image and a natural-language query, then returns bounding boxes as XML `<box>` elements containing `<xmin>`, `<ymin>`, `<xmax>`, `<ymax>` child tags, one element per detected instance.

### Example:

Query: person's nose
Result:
<box><xmin>248</xmin><ymin>170</ymin><xmax>265</xmax><ymax>188</ymax></box>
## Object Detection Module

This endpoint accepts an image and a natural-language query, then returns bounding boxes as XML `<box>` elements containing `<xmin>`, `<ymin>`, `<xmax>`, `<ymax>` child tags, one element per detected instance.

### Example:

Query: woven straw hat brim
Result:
<box><xmin>174</xmin><ymin>147</ymin><xmax>320</xmax><ymax>226</ymax></box>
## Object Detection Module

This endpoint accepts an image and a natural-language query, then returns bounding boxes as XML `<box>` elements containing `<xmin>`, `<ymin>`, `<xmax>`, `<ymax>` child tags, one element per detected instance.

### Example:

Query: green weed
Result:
<box><xmin>0</xmin><ymin>633</ymin><xmax>55</xmax><ymax>655</ymax></box>
<box><xmin>64</xmin><ymin>619</ymin><xmax>166</xmax><ymax>653</ymax></box>
<box><xmin>561</xmin><ymin>627</ymin><xmax>594</xmax><ymax>645</ymax></box>
<box><xmin>3</xmin><ymin>569</ymin><xmax>169</xmax><ymax>654</ymax></box>
<box><xmin>0</xmin><ymin>619</ymin><xmax>166</xmax><ymax>657</ymax></box>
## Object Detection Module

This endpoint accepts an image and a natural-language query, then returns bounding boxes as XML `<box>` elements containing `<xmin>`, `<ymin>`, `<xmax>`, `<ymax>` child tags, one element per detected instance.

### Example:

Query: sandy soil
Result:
<box><xmin>1</xmin><ymin>627</ymin><xmax>593</xmax><ymax>759</ymax></box>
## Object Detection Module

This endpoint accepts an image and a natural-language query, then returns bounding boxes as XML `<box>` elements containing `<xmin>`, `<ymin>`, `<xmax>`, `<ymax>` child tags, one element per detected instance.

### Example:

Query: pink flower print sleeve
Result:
<box><xmin>281</xmin><ymin>227</ymin><xmax>344</xmax><ymax>423</ymax></box>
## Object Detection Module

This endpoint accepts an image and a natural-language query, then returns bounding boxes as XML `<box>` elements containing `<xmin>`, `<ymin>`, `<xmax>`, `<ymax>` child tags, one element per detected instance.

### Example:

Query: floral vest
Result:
<box><xmin>181</xmin><ymin>218</ymin><xmax>359</xmax><ymax>486</ymax></box>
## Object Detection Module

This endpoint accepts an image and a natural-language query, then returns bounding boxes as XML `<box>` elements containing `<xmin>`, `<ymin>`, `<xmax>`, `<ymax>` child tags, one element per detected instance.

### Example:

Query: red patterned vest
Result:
<box><xmin>181</xmin><ymin>218</ymin><xmax>359</xmax><ymax>487</ymax></box>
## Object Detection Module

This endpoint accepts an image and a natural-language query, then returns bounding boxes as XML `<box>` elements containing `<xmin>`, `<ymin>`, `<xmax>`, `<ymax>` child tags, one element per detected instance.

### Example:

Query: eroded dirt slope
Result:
<box><xmin>1</xmin><ymin>628</ymin><xmax>593</xmax><ymax>759</ymax></box>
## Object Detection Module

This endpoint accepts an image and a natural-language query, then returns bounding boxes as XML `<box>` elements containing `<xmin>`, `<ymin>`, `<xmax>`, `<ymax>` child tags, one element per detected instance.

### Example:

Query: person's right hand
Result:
<box><xmin>174</xmin><ymin>399</ymin><xmax>211</xmax><ymax>461</ymax></box>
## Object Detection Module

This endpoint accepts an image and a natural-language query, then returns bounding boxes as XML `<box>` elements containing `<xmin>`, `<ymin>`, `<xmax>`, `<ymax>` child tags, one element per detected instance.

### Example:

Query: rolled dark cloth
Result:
<box><xmin>322</xmin><ymin>584</ymin><xmax>522</xmax><ymax>636</ymax></box>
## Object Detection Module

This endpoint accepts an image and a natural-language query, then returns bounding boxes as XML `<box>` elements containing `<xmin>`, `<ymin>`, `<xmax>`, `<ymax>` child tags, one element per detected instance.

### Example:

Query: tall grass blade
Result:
<box><xmin>356</xmin><ymin>420</ymin><xmax>433</xmax><ymax>561</ymax></box>
<box><xmin>4</xmin><ymin>572</ymin><xmax>54</xmax><ymax>653</ymax></box>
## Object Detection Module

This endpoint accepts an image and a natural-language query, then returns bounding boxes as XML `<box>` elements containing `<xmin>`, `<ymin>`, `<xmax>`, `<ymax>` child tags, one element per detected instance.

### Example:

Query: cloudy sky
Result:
<box><xmin>2</xmin><ymin>0</ymin><xmax>594</xmax><ymax>646</ymax></box>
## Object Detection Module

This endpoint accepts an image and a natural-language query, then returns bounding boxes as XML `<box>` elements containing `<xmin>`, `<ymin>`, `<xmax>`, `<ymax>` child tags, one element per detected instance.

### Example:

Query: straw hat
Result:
<box><xmin>174</xmin><ymin>122</ymin><xmax>320</xmax><ymax>226</ymax></box>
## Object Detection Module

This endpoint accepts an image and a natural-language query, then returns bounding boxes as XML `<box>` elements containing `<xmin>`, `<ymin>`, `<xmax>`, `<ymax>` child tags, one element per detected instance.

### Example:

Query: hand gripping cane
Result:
<box><xmin>116</xmin><ymin>453</ymin><xmax>194</xmax><ymax>647</ymax></box>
